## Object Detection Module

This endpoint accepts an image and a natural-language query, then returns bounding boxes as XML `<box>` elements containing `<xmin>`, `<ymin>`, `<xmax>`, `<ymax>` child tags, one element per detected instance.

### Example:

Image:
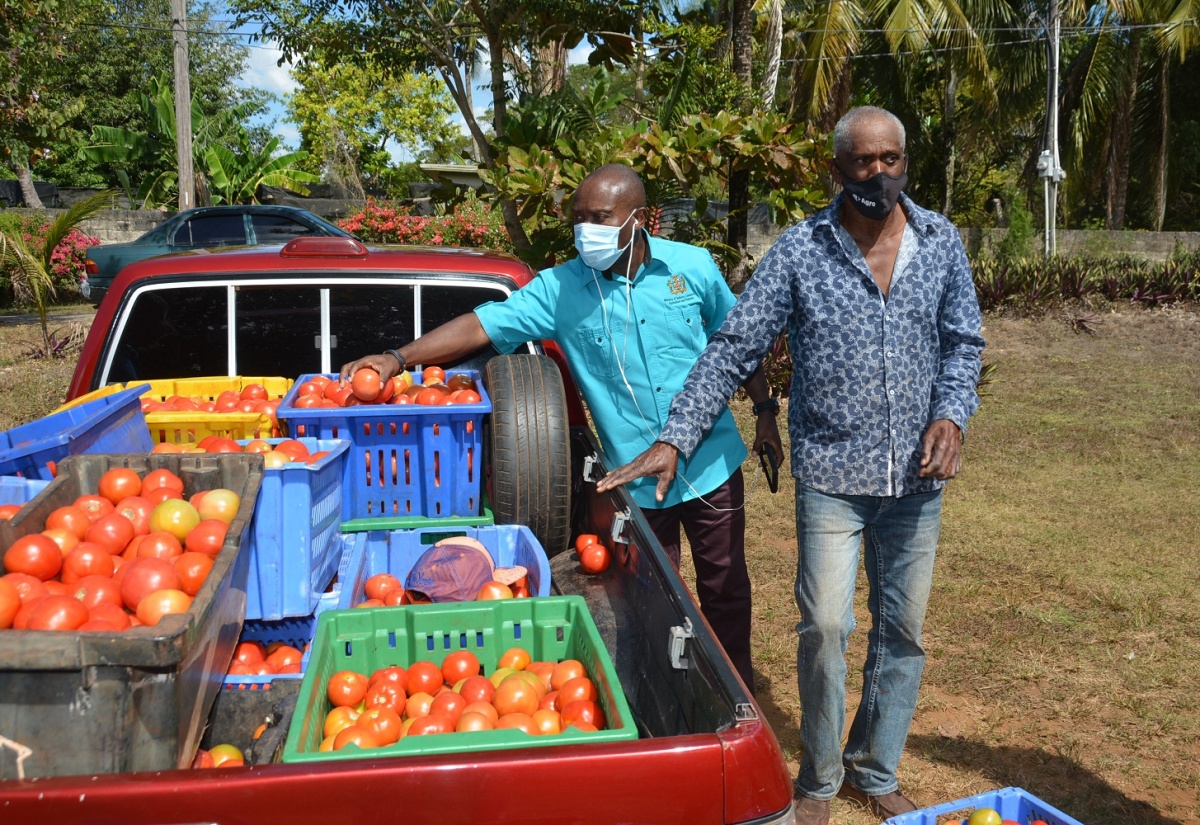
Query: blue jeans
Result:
<box><xmin>793</xmin><ymin>484</ymin><xmax>943</xmax><ymax>800</ymax></box>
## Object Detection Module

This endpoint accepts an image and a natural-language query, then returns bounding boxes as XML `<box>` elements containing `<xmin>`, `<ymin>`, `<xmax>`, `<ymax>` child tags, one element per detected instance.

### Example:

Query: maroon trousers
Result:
<box><xmin>643</xmin><ymin>469</ymin><xmax>755</xmax><ymax>694</ymax></box>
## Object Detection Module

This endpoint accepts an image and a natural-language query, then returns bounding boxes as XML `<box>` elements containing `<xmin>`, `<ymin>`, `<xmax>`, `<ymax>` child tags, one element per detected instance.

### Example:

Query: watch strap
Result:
<box><xmin>752</xmin><ymin>397</ymin><xmax>780</xmax><ymax>416</ymax></box>
<box><xmin>384</xmin><ymin>349</ymin><xmax>406</xmax><ymax>371</ymax></box>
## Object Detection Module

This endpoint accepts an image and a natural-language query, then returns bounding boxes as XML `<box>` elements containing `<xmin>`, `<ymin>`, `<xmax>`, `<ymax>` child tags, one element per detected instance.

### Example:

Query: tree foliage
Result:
<box><xmin>286</xmin><ymin>59</ymin><xmax>466</xmax><ymax>196</ymax></box>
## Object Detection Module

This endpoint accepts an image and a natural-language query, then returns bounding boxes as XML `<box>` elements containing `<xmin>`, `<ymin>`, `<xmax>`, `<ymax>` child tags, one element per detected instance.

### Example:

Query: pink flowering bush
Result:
<box><xmin>338</xmin><ymin>191</ymin><xmax>513</xmax><ymax>254</ymax></box>
<box><xmin>0</xmin><ymin>213</ymin><xmax>98</xmax><ymax>307</ymax></box>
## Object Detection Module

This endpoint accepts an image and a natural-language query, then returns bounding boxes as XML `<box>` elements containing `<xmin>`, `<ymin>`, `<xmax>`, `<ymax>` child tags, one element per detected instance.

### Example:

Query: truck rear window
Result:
<box><xmin>107</xmin><ymin>287</ymin><xmax>227</xmax><ymax>381</ymax></box>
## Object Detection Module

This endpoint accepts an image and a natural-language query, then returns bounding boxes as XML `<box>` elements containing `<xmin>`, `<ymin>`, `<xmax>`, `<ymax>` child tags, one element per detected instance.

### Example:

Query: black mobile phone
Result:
<box><xmin>759</xmin><ymin>443</ymin><xmax>779</xmax><ymax>494</ymax></box>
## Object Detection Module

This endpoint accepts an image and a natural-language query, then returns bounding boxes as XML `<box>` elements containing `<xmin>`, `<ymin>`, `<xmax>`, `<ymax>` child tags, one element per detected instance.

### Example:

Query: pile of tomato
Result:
<box><xmin>226</xmin><ymin>636</ymin><xmax>306</xmax><ymax>678</ymax></box>
<box><xmin>151</xmin><ymin>434</ymin><xmax>329</xmax><ymax>472</ymax></box>
<box><xmin>0</xmin><ymin>467</ymin><xmax>241</xmax><ymax>632</ymax></box>
<box><xmin>315</xmin><ymin>645</ymin><xmax>607</xmax><ymax>752</ymax></box>
<box><xmin>290</xmin><ymin>368</ymin><xmax>482</xmax><ymax>410</ymax></box>
<box><xmin>140</xmin><ymin>383</ymin><xmax>284</xmax><ymax>435</ymax></box>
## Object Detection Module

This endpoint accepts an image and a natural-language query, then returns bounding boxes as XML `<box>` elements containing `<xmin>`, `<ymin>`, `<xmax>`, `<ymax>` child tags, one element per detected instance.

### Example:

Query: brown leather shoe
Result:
<box><xmin>839</xmin><ymin>784</ymin><xmax>919</xmax><ymax>818</ymax></box>
<box><xmin>793</xmin><ymin>795</ymin><xmax>832</xmax><ymax>825</ymax></box>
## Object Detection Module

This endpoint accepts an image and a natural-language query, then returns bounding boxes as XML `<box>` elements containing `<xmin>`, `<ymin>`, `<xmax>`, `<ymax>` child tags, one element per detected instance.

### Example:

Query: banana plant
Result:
<box><xmin>204</xmin><ymin>135</ymin><xmax>318</xmax><ymax>205</ymax></box>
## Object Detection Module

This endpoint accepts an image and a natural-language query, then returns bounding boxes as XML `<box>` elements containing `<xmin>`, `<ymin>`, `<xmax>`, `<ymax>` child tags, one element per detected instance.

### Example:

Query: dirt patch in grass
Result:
<box><xmin>709</xmin><ymin>304</ymin><xmax>1200</xmax><ymax>824</ymax></box>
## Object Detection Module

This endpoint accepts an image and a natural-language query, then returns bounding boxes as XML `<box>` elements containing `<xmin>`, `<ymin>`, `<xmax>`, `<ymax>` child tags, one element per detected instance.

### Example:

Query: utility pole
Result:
<box><xmin>171</xmin><ymin>0</ymin><xmax>193</xmax><ymax>210</ymax></box>
<box><xmin>1037</xmin><ymin>0</ymin><xmax>1065</xmax><ymax>258</ymax></box>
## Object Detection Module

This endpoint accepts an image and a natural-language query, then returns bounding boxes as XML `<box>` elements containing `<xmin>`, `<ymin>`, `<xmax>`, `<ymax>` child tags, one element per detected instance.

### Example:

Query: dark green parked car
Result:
<box><xmin>81</xmin><ymin>205</ymin><xmax>354</xmax><ymax>304</ymax></box>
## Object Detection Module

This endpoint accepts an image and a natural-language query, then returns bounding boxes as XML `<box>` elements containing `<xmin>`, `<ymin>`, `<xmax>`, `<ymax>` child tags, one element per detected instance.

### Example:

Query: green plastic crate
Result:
<box><xmin>282</xmin><ymin>596</ymin><xmax>637</xmax><ymax>762</ymax></box>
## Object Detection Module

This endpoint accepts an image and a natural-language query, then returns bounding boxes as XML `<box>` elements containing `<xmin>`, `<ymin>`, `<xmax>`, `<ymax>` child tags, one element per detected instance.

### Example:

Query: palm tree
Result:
<box><xmin>0</xmin><ymin>191</ymin><xmax>115</xmax><ymax>353</ymax></box>
<box><xmin>205</xmin><ymin>135</ymin><xmax>319</xmax><ymax>205</ymax></box>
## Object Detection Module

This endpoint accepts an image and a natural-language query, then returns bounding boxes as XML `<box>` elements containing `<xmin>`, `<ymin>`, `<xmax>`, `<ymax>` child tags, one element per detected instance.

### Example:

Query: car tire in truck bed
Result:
<box><xmin>483</xmin><ymin>354</ymin><xmax>572</xmax><ymax>558</ymax></box>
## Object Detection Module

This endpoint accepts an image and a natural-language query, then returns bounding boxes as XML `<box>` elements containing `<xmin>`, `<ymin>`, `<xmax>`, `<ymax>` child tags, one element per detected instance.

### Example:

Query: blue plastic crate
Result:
<box><xmin>885</xmin><ymin>787</ymin><xmax>1083</xmax><ymax>825</ymax></box>
<box><xmin>329</xmin><ymin>524</ymin><xmax>551</xmax><ymax>610</ymax></box>
<box><xmin>239</xmin><ymin>437</ymin><xmax>350</xmax><ymax>621</ymax></box>
<box><xmin>0</xmin><ymin>384</ymin><xmax>154</xmax><ymax>479</ymax></box>
<box><xmin>0</xmin><ymin>475</ymin><xmax>51</xmax><ymax>506</ymax></box>
<box><xmin>223</xmin><ymin>615</ymin><xmax>316</xmax><ymax>690</ymax></box>
<box><xmin>276</xmin><ymin>371</ymin><xmax>489</xmax><ymax>523</ymax></box>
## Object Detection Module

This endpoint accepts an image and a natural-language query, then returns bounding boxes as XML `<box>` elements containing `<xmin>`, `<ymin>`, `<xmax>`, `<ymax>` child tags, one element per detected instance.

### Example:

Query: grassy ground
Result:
<box><xmin>1</xmin><ymin>304</ymin><xmax>1198</xmax><ymax>823</ymax></box>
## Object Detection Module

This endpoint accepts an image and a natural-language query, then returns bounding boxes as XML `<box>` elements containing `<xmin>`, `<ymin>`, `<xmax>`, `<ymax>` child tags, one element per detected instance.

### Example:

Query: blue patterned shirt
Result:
<box><xmin>658</xmin><ymin>194</ymin><xmax>985</xmax><ymax>497</ymax></box>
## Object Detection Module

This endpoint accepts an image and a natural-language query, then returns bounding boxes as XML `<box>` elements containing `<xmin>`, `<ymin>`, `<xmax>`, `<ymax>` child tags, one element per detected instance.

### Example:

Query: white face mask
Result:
<box><xmin>574</xmin><ymin>210</ymin><xmax>639</xmax><ymax>271</ymax></box>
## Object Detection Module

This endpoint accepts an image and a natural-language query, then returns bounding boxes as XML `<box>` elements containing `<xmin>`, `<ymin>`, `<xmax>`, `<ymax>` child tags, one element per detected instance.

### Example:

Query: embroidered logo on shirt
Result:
<box><xmin>667</xmin><ymin>274</ymin><xmax>688</xmax><ymax>295</ymax></box>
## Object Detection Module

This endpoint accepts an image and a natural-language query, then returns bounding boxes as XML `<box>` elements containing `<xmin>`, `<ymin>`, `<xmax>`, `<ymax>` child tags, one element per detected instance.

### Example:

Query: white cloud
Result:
<box><xmin>242</xmin><ymin>42</ymin><xmax>297</xmax><ymax>98</ymax></box>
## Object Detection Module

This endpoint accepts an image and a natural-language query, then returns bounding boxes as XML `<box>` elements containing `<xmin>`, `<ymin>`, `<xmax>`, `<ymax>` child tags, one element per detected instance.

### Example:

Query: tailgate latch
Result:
<box><xmin>582</xmin><ymin>453</ymin><xmax>601</xmax><ymax>482</ymax></box>
<box><xmin>610</xmin><ymin>508</ymin><xmax>631</xmax><ymax>545</ymax></box>
<box><xmin>669</xmin><ymin>618</ymin><xmax>695</xmax><ymax>670</ymax></box>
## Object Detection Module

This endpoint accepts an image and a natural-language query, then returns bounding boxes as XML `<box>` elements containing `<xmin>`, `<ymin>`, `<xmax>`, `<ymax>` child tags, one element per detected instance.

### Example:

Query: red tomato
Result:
<box><xmin>456</xmin><ymin>710</ymin><xmax>495</xmax><ymax>732</ymax></box>
<box><xmin>12</xmin><ymin>595</ymin><xmax>46</xmax><ymax>629</ymax></box>
<box><xmin>364</xmin><ymin>572</ymin><xmax>402</xmax><ymax>602</ymax></box>
<box><xmin>322</xmin><ymin>706</ymin><xmax>361</xmax><ymax>739</ymax></box>
<box><xmin>145</xmin><ymin>486</ymin><xmax>184</xmax><ymax>504</ymax></box>
<box><xmin>551</xmin><ymin>659</ymin><xmax>587</xmax><ymax>691</ymax></box>
<box><xmin>350</xmin><ymin>368</ymin><xmax>382</xmax><ymax>402</ymax></box>
<box><xmin>332</xmin><ymin>725</ymin><xmax>381</xmax><ymax>751</ymax></box>
<box><xmin>3</xmin><ymin>572</ymin><xmax>48</xmax><ymax>605</ymax></box>
<box><xmin>84</xmin><ymin>511</ymin><xmax>137</xmax><ymax>555</ymax></box>
<box><xmin>476</xmin><ymin>581</ymin><xmax>513</xmax><ymax>601</ymax></box>
<box><xmin>0</xmin><ymin>504</ymin><xmax>20</xmax><ymax>520</ymax></box>
<box><xmin>265</xmin><ymin>644</ymin><xmax>303</xmax><ymax>670</ymax></box>
<box><xmin>492</xmin><ymin>676</ymin><xmax>539</xmax><ymax>717</ymax></box>
<box><xmin>414</xmin><ymin>387</ymin><xmax>446</xmax><ymax>406</ymax></box>
<box><xmin>406</xmin><ymin>715</ymin><xmax>453</xmax><ymax>736</ymax></box>
<box><xmin>451</xmin><ymin>390</ymin><xmax>482</xmax><ymax>405</ymax></box>
<box><xmin>115</xmin><ymin>496</ymin><xmax>155</xmax><ymax>536</ymax></box>
<box><xmin>364</xmin><ymin>681</ymin><xmax>407</xmax><ymax>716</ymax></box>
<box><xmin>428</xmin><ymin>690</ymin><xmax>467</xmax><ymax>723</ymax></box>
<box><xmin>359</xmin><ymin>707</ymin><xmax>403</xmax><ymax>746</ymax></box>
<box><xmin>440</xmin><ymin>650</ymin><xmax>481</xmax><ymax>685</ymax></box>
<box><xmin>45</xmin><ymin>505</ymin><xmax>91</xmax><ymax>539</ymax></box>
<box><xmin>87</xmin><ymin>601</ymin><xmax>133</xmax><ymax>630</ymax></box>
<box><xmin>375</xmin><ymin>378</ymin><xmax>395</xmax><ymax>404</ymax></box>
<box><xmin>497</xmin><ymin>646</ymin><xmax>532</xmax><ymax>671</ymax></box>
<box><xmin>195</xmin><ymin>489</ymin><xmax>240</xmax><ymax>526</ymax></box>
<box><xmin>403</xmin><ymin>691</ymin><xmax>435</xmax><ymax>720</ymax></box>
<box><xmin>40</xmin><ymin>527</ymin><xmax>79</xmax><ymax>556</ymax></box>
<box><xmin>135</xmin><ymin>588</ymin><xmax>193</xmax><ymax>626</ymax></box>
<box><xmin>240</xmin><ymin>383</ymin><xmax>268</xmax><ymax>401</ymax></box>
<box><xmin>142</xmin><ymin>469</ymin><xmax>185</xmax><ymax>495</ymax></box>
<box><xmin>184</xmin><ymin>519</ymin><xmax>228</xmax><ymax>556</ymax></box>
<box><xmin>61</xmin><ymin>543</ymin><xmax>116</xmax><ymax>583</ymax></box>
<box><xmin>27</xmin><ymin>594</ymin><xmax>90</xmax><ymax>630</ymax></box>
<box><xmin>446</xmin><ymin>373</ymin><xmax>476</xmax><ymax>392</ymax></box>
<box><xmin>421</xmin><ymin>366</ymin><xmax>446</xmax><ymax>385</ymax></box>
<box><xmin>531</xmin><ymin>708</ymin><xmax>562</xmax><ymax>735</ymax></box>
<box><xmin>406</xmin><ymin>660</ymin><xmax>445</xmax><ymax>695</ymax></box>
<box><xmin>573</xmin><ymin>534</ymin><xmax>600</xmax><ymax>555</ymax></box>
<box><xmin>74</xmin><ymin>494</ymin><xmax>115</xmax><ymax>522</ymax></box>
<box><xmin>137</xmin><ymin>530</ymin><xmax>184</xmax><ymax>561</ymax></box>
<box><xmin>494</xmin><ymin>712</ymin><xmax>538</xmax><ymax>734</ymax></box>
<box><xmin>4</xmin><ymin>534</ymin><xmax>63</xmax><ymax>581</ymax></box>
<box><xmin>560</xmin><ymin>699</ymin><xmax>605</xmax><ymax>730</ymax></box>
<box><xmin>97</xmin><ymin>468</ymin><xmax>142</xmax><ymax>504</ymax></box>
<box><xmin>71</xmin><ymin>575</ymin><xmax>124</xmax><ymax>609</ymax></box>
<box><xmin>120</xmin><ymin>557</ymin><xmax>184</xmax><ymax>611</ymax></box>
<box><xmin>233</xmin><ymin>640</ymin><xmax>266</xmax><ymax>664</ymax></box>
<box><xmin>457</xmin><ymin>674</ymin><xmax>496</xmax><ymax>705</ymax></box>
<box><xmin>174</xmin><ymin>552</ymin><xmax>214</xmax><ymax>596</ymax></box>
<box><xmin>327</xmin><ymin>670</ymin><xmax>370</xmax><ymax>708</ymax></box>
<box><xmin>368</xmin><ymin>665</ymin><xmax>409</xmax><ymax>693</ymax></box>
<box><xmin>275</xmin><ymin>439</ymin><xmax>310</xmax><ymax>460</ymax></box>
<box><xmin>0</xmin><ymin>579</ymin><xmax>21</xmax><ymax>629</ymax></box>
<box><xmin>579</xmin><ymin>543</ymin><xmax>611</xmax><ymax>575</ymax></box>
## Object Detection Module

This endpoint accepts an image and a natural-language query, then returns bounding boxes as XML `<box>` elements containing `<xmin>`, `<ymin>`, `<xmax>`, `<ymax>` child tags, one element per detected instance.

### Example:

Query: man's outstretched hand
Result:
<box><xmin>595</xmin><ymin>442</ymin><xmax>681</xmax><ymax>502</ymax></box>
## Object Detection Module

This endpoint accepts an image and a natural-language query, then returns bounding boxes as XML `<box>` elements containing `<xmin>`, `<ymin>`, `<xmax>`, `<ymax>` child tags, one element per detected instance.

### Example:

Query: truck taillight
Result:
<box><xmin>85</xmin><ymin>259</ymin><xmax>99</xmax><ymax>275</ymax></box>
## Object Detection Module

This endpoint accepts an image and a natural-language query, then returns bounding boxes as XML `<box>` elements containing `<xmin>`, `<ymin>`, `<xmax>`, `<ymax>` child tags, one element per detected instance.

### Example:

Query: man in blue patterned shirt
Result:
<box><xmin>598</xmin><ymin>107</ymin><xmax>985</xmax><ymax>823</ymax></box>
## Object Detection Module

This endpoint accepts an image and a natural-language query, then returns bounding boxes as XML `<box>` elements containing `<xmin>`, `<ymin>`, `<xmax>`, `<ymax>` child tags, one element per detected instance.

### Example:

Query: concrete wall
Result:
<box><xmin>11</xmin><ymin>201</ymin><xmax>1200</xmax><ymax>260</ymax></box>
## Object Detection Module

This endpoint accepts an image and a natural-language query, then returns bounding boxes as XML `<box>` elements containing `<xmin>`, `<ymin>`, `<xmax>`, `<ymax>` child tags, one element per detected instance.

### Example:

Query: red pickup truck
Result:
<box><xmin>3</xmin><ymin>237</ymin><xmax>796</xmax><ymax>825</ymax></box>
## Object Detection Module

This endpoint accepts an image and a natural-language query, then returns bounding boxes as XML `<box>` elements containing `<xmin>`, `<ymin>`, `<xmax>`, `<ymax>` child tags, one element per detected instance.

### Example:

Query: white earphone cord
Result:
<box><xmin>587</xmin><ymin>222</ymin><xmax>756</xmax><ymax>512</ymax></box>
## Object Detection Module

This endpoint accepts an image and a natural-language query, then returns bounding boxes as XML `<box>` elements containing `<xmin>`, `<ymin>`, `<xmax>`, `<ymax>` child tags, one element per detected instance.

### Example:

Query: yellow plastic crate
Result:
<box><xmin>56</xmin><ymin>377</ymin><xmax>294</xmax><ymax>444</ymax></box>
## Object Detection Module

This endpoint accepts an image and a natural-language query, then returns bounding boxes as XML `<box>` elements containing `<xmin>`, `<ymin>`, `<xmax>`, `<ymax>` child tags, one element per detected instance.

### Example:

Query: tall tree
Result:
<box><xmin>231</xmin><ymin>0</ymin><xmax>641</xmax><ymax>255</ymax></box>
<box><xmin>287</xmin><ymin>60</ymin><xmax>466</xmax><ymax>195</ymax></box>
<box><xmin>727</xmin><ymin>0</ymin><xmax>755</xmax><ymax>286</ymax></box>
<box><xmin>0</xmin><ymin>0</ymin><xmax>101</xmax><ymax>207</ymax></box>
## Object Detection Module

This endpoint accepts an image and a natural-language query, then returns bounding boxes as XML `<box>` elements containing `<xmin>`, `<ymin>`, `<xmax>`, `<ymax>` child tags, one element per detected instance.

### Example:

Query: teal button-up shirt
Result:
<box><xmin>475</xmin><ymin>234</ymin><xmax>748</xmax><ymax>509</ymax></box>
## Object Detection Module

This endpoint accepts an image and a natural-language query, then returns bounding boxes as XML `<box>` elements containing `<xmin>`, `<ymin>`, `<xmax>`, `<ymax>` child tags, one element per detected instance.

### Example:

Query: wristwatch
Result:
<box><xmin>752</xmin><ymin>397</ymin><xmax>780</xmax><ymax>416</ymax></box>
<box><xmin>384</xmin><ymin>349</ymin><xmax>406</xmax><ymax>371</ymax></box>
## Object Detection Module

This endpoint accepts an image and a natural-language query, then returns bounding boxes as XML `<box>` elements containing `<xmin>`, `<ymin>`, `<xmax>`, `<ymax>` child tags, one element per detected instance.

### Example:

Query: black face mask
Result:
<box><xmin>837</xmin><ymin>164</ymin><xmax>908</xmax><ymax>220</ymax></box>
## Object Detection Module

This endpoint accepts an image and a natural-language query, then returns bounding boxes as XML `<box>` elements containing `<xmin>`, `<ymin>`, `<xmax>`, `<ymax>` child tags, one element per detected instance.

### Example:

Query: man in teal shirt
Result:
<box><xmin>341</xmin><ymin>164</ymin><xmax>782</xmax><ymax>692</ymax></box>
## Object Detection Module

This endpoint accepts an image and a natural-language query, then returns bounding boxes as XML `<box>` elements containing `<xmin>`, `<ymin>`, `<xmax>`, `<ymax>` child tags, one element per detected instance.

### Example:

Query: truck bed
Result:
<box><xmin>0</xmin><ymin>428</ymin><xmax>794</xmax><ymax>825</ymax></box>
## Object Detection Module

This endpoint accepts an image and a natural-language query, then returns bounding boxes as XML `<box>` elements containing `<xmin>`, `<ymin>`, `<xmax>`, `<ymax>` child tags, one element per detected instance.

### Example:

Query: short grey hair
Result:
<box><xmin>833</xmin><ymin>107</ymin><xmax>906</xmax><ymax>156</ymax></box>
